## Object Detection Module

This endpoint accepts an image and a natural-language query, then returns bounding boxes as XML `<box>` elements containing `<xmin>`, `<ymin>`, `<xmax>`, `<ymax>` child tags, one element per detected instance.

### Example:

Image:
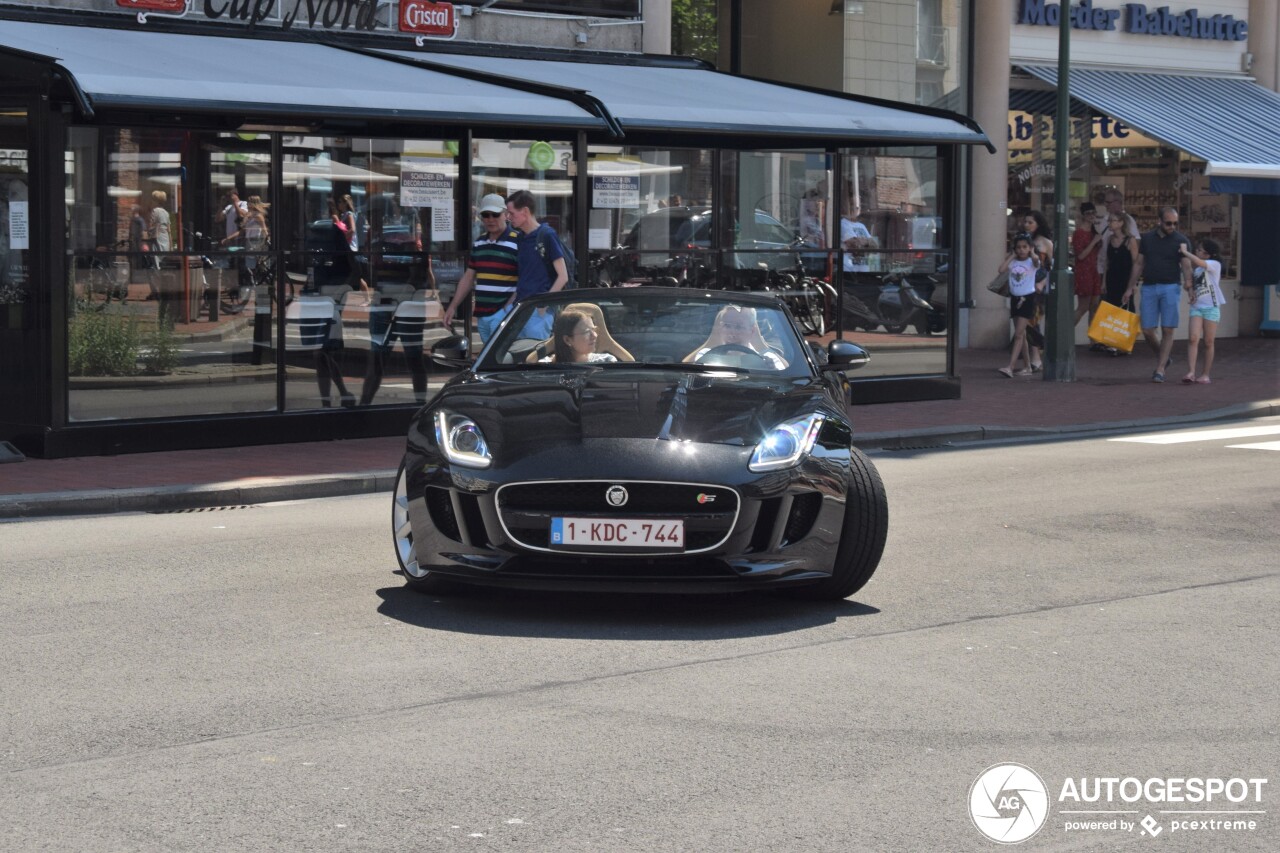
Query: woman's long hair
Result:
<box><xmin>551</xmin><ymin>309</ymin><xmax>588</xmax><ymax>363</ymax></box>
<box><xmin>1025</xmin><ymin>209</ymin><xmax>1053</xmax><ymax>241</ymax></box>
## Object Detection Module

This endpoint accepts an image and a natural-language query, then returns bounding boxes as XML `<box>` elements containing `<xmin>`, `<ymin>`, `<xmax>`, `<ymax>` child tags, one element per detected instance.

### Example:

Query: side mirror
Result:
<box><xmin>822</xmin><ymin>340</ymin><xmax>871</xmax><ymax>372</ymax></box>
<box><xmin>430</xmin><ymin>334</ymin><xmax>471</xmax><ymax>368</ymax></box>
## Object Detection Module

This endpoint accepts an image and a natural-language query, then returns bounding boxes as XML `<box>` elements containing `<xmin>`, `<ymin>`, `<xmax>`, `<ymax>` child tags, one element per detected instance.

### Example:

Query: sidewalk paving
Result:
<box><xmin>2</xmin><ymin>338</ymin><xmax>1275</xmax><ymax>519</ymax></box>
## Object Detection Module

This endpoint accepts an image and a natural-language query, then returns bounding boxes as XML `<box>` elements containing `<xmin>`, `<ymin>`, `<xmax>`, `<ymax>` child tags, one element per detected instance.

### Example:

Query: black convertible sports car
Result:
<box><xmin>392</xmin><ymin>287</ymin><xmax>888</xmax><ymax>600</ymax></box>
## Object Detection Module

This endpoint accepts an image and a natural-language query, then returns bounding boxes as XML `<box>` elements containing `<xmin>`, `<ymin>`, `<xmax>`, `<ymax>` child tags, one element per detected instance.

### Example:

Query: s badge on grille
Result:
<box><xmin>697</xmin><ymin>493</ymin><xmax>716</xmax><ymax>504</ymax></box>
<box><xmin>605</xmin><ymin>485</ymin><xmax>629</xmax><ymax>507</ymax></box>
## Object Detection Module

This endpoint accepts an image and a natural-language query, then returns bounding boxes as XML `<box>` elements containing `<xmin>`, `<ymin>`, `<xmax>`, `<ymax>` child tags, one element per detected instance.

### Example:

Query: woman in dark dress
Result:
<box><xmin>1101</xmin><ymin>212</ymin><xmax>1139</xmax><ymax>356</ymax></box>
<box><xmin>1102</xmin><ymin>212</ymin><xmax>1138</xmax><ymax>307</ymax></box>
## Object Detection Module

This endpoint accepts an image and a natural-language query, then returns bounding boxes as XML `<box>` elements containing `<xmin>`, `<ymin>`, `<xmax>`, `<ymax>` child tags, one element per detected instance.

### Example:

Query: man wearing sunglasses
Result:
<box><xmin>442</xmin><ymin>194</ymin><xmax>521</xmax><ymax>343</ymax></box>
<box><xmin>1125</xmin><ymin>207</ymin><xmax>1193</xmax><ymax>382</ymax></box>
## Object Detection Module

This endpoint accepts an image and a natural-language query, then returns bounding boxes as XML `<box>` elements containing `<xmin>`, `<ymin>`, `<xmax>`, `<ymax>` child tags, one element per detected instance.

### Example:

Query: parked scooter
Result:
<box><xmin>877</xmin><ymin>269</ymin><xmax>946</xmax><ymax>335</ymax></box>
<box><xmin>838</xmin><ymin>267</ymin><xmax>946</xmax><ymax>335</ymax></box>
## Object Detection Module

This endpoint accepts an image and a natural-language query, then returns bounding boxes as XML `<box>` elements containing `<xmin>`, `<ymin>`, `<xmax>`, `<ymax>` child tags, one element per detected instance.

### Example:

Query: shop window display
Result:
<box><xmin>837</xmin><ymin>148</ymin><xmax>948</xmax><ymax>378</ymax></box>
<box><xmin>1005</xmin><ymin>103</ymin><xmax>1240</xmax><ymax>280</ymax></box>
<box><xmin>0</xmin><ymin>109</ymin><xmax>33</xmax><ymax>421</ymax></box>
<box><xmin>63</xmin><ymin>129</ymin><xmax>465</xmax><ymax>422</ymax></box>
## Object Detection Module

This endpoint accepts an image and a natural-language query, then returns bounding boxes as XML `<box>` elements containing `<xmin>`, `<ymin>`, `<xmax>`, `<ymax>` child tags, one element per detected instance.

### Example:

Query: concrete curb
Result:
<box><xmin>856</xmin><ymin>399</ymin><xmax>1280</xmax><ymax>450</ymax></box>
<box><xmin>0</xmin><ymin>472</ymin><xmax>399</xmax><ymax>520</ymax></box>
<box><xmin>3</xmin><ymin>400</ymin><xmax>1276</xmax><ymax>520</ymax></box>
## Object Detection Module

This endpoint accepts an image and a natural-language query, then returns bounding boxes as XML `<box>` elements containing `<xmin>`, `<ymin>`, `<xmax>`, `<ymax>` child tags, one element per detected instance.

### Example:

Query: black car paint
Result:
<box><xmin>397</xmin><ymin>288</ymin><xmax>873</xmax><ymax>593</ymax></box>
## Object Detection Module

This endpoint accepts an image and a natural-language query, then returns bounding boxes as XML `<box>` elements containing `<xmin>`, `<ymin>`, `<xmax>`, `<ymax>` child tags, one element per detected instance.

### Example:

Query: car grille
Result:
<box><xmin>496</xmin><ymin>480</ymin><xmax>740</xmax><ymax>554</ymax></box>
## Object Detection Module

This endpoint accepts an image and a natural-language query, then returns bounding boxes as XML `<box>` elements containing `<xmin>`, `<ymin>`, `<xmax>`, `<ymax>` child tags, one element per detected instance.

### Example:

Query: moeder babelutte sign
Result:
<box><xmin>1017</xmin><ymin>0</ymin><xmax>1248</xmax><ymax>41</ymax></box>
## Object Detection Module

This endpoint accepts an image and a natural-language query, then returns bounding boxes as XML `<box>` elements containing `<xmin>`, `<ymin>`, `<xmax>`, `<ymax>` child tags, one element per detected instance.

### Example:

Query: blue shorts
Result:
<box><xmin>1189</xmin><ymin>305</ymin><xmax>1221</xmax><ymax>322</ymax></box>
<box><xmin>1140</xmin><ymin>283</ymin><xmax>1180</xmax><ymax>330</ymax></box>
<box><xmin>517</xmin><ymin>306</ymin><xmax>555</xmax><ymax>341</ymax></box>
<box><xmin>476</xmin><ymin>306</ymin><xmax>511</xmax><ymax>343</ymax></box>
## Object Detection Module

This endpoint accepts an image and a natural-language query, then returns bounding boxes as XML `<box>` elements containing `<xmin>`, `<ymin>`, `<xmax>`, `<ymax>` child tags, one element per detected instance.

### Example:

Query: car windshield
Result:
<box><xmin>477</xmin><ymin>289</ymin><xmax>811</xmax><ymax>377</ymax></box>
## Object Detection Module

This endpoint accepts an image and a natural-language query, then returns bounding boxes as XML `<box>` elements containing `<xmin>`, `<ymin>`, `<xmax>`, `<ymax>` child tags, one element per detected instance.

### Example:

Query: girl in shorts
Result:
<box><xmin>997</xmin><ymin>233</ymin><xmax>1045</xmax><ymax>378</ymax></box>
<box><xmin>1179</xmin><ymin>238</ymin><xmax>1225</xmax><ymax>384</ymax></box>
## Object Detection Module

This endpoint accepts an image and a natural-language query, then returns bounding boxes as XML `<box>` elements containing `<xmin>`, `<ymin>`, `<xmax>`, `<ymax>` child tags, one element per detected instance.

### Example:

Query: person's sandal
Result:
<box><xmin>1152</xmin><ymin>371</ymin><xmax>1165</xmax><ymax>383</ymax></box>
<box><xmin>1015</xmin><ymin>368</ymin><xmax>1034</xmax><ymax>376</ymax></box>
<box><xmin>997</xmin><ymin>367</ymin><xmax>1014</xmax><ymax>379</ymax></box>
<box><xmin>1195</xmin><ymin>376</ymin><xmax>1212</xmax><ymax>384</ymax></box>
<box><xmin>1030</xmin><ymin>362</ymin><xmax>1043</xmax><ymax>373</ymax></box>
<box><xmin>1181</xmin><ymin>373</ymin><xmax>1196</xmax><ymax>384</ymax></box>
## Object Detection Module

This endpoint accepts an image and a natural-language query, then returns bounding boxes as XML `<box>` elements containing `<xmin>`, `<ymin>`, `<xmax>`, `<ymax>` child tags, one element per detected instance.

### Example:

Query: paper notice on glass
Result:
<box><xmin>8</xmin><ymin>200</ymin><xmax>28</xmax><ymax>250</ymax></box>
<box><xmin>592</xmin><ymin>176</ymin><xmax>639</xmax><ymax>209</ymax></box>
<box><xmin>400</xmin><ymin>157</ymin><xmax>453</xmax><ymax>208</ymax></box>
<box><xmin>431</xmin><ymin>206</ymin><xmax>453</xmax><ymax>242</ymax></box>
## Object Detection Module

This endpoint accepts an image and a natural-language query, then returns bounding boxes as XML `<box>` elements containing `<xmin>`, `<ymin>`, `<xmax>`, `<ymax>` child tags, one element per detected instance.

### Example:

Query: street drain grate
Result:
<box><xmin>149</xmin><ymin>505</ymin><xmax>258</xmax><ymax>514</ymax></box>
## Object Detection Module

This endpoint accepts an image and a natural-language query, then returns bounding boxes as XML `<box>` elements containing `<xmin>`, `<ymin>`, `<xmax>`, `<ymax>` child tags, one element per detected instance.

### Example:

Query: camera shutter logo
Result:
<box><xmin>969</xmin><ymin>763</ymin><xmax>1049</xmax><ymax>844</ymax></box>
<box><xmin>606</xmin><ymin>485</ymin><xmax>629</xmax><ymax>507</ymax></box>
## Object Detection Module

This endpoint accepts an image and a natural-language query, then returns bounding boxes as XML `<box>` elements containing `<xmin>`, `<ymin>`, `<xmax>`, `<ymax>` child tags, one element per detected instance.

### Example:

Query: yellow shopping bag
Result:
<box><xmin>1087</xmin><ymin>300</ymin><xmax>1140</xmax><ymax>353</ymax></box>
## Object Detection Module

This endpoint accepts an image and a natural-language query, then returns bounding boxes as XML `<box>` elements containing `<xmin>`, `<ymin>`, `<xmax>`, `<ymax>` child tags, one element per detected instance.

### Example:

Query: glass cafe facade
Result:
<box><xmin>0</xmin><ymin>10</ymin><xmax>987</xmax><ymax>458</ymax></box>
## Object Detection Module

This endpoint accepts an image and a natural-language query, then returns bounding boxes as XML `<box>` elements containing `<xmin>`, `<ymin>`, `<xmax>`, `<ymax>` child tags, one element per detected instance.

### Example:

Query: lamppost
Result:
<box><xmin>1044</xmin><ymin>1</ymin><xmax>1076</xmax><ymax>381</ymax></box>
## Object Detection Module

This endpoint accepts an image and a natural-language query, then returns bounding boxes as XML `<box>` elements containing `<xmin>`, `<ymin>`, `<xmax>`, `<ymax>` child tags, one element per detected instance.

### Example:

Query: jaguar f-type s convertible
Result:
<box><xmin>392</xmin><ymin>287</ymin><xmax>887</xmax><ymax>601</ymax></box>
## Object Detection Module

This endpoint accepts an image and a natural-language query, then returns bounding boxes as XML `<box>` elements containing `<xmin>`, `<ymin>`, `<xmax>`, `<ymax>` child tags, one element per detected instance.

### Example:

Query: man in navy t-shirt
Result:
<box><xmin>505</xmin><ymin>189</ymin><xmax>567</xmax><ymax>339</ymax></box>
<box><xmin>1125</xmin><ymin>206</ymin><xmax>1192</xmax><ymax>383</ymax></box>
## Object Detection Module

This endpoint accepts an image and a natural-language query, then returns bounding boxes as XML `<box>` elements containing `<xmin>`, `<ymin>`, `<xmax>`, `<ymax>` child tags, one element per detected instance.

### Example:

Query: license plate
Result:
<box><xmin>550</xmin><ymin>518</ymin><xmax>684</xmax><ymax>549</ymax></box>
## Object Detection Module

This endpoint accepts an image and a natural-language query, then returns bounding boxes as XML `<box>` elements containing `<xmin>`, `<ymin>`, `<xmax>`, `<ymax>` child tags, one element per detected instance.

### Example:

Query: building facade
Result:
<box><xmin>0</xmin><ymin>0</ymin><xmax>986</xmax><ymax>458</ymax></box>
<box><xmin>729</xmin><ymin>0</ymin><xmax>1280</xmax><ymax>349</ymax></box>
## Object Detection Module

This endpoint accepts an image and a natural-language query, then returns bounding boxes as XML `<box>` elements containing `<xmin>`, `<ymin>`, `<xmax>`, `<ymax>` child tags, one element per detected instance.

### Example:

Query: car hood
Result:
<box><xmin>431</xmin><ymin>368</ymin><xmax>836</xmax><ymax>462</ymax></box>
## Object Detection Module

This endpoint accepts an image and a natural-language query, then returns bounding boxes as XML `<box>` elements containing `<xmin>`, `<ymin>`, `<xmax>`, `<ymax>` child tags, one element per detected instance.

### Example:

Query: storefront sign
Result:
<box><xmin>1007</xmin><ymin>111</ymin><xmax>1157</xmax><ymax>149</ymax></box>
<box><xmin>204</xmin><ymin>0</ymin><xmax>378</xmax><ymax>31</ymax></box>
<box><xmin>117</xmin><ymin>0</ymin><xmax>187</xmax><ymax>11</ymax></box>
<box><xmin>399</xmin><ymin>1</ymin><xmax>455</xmax><ymax>37</ymax></box>
<box><xmin>0</xmin><ymin>149</ymin><xmax>27</xmax><ymax>169</ymax></box>
<box><xmin>591</xmin><ymin>175</ymin><xmax>639</xmax><ymax>208</ymax></box>
<box><xmin>1016</xmin><ymin>1</ymin><xmax>1248</xmax><ymax>41</ymax></box>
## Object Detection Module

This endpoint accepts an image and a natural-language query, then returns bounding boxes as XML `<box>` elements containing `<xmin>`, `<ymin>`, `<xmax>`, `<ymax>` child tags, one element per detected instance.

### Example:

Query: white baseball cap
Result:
<box><xmin>479</xmin><ymin>194</ymin><xmax>506</xmax><ymax>214</ymax></box>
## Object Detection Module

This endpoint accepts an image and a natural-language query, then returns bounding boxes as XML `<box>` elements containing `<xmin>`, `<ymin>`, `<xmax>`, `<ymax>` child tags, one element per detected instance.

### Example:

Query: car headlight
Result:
<box><xmin>434</xmin><ymin>410</ymin><xmax>492</xmax><ymax>469</ymax></box>
<box><xmin>749</xmin><ymin>414</ymin><xmax>824</xmax><ymax>472</ymax></box>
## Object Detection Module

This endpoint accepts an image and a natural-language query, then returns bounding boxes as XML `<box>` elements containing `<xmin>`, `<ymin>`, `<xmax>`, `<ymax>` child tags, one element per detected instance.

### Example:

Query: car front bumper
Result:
<box><xmin>401</xmin><ymin>437</ymin><xmax>852</xmax><ymax>592</ymax></box>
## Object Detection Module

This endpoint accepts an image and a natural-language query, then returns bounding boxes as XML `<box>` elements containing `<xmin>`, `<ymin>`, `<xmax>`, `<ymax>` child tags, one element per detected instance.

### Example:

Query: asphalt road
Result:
<box><xmin>2</xmin><ymin>422</ymin><xmax>1277</xmax><ymax>852</ymax></box>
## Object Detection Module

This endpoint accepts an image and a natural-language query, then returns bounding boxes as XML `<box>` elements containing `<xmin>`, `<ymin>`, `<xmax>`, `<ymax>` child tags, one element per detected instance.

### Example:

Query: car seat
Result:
<box><xmin>683</xmin><ymin>308</ymin><xmax>777</xmax><ymax>363</ymax></box>
<box><xmin>525</xmin><ymin>302</ymin><xmax>634</xmax><ymax>363</ymax></box>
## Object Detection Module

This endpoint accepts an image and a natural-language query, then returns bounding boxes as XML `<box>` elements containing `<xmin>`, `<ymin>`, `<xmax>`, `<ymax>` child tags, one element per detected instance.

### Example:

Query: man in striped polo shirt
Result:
<box><xmin>442</xmin><ymin>194</ymin><xmax>520</xmax><ymax>343</ymax></box>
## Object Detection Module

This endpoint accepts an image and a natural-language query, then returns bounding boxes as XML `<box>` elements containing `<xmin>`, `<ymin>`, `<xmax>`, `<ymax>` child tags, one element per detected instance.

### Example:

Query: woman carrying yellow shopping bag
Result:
<box><xmin>1100</xmin><ymin>213</ymin><xmax>1139</xmax><ymax>356</ymax></box>
<box><xmin>1087</xmin><ymin>299</ymin><xmax>1141</xmax><ymax>353</ymax></box>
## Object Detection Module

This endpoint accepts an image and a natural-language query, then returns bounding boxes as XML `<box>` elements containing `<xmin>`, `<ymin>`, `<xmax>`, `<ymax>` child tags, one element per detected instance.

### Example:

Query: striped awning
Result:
<box><xmin>1020</xmin><ymin>65</ymin><xmax>1280</xmax><ymax>182</ymax></box>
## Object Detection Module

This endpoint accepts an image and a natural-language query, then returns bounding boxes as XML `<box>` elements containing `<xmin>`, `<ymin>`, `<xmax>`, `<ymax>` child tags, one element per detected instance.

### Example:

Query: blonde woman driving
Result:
<box><xmin>688</xmin><ymin>305</ymin><xmax>787</xmax><ymax>370</ymax></box>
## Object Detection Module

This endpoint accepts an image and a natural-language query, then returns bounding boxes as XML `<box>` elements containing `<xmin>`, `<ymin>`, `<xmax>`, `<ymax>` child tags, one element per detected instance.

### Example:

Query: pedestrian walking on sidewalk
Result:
<box><xmin>1180</xmin><ymin>238</ymin><xmax>1225</xmax><ymax>385</ymax></box>
<box><xmin>1020</xmin><ymin>210</ymin><xmax>1053</xmax><ymax>371</ymax></box>
<box><xmin>1071</xmin><ymin>202</ymin><xmax>1105</xmax><ymax>344</ymax></box>
<box><xmin>1100</xmin><ymin>211</ymin><xmax>1139</xmax><ymax>356</ymax></box>
<box><xmin>1126</xmin><ymin>207</ymin><xmax>1192</xmax><ymax>383</ymax></box>
<box><xmin>505</xmin><ymin>188</ymin><xmax>568</xmax><ymax>341</ymax></box>
<box><xmin>442</xmin><ymin>193</ymin><xmax>520</xmax><ymax>344</ymax></box>
<box><xmin>997</xmin><ymin>233</ymin><xmax>1044</xmax><ymax>378</ymax></box>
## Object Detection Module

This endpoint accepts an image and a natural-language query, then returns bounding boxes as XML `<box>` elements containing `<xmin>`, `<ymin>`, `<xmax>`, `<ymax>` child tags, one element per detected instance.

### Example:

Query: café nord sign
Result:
<box><xmin>118</xmin><ymin>0</ymin><xmax>457</xmax><ymax>36</ymax></box>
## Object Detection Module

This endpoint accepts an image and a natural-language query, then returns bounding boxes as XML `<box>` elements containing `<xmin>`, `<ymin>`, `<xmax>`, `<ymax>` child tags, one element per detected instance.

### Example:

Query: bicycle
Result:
<box><xmin>181</xmin><ymin>226</ymin><xmax>257</xmax><ymax>319</ymax></box>
<box><xmin>82</xmin><ymin>240</ymin><xmax>131</xmax><ymax>307</ymax></box>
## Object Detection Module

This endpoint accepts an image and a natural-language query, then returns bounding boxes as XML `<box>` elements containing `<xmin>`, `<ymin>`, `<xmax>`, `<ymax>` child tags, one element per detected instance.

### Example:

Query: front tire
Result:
<box><xmin>392</xmin><ymin>460</ymin><xmax>455</xmax><ymax>594</ymax></box>
<box><xmin>784</xmin><ymin>447</ymin><xmax>888</xmax><ymax>600</ymax></box>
